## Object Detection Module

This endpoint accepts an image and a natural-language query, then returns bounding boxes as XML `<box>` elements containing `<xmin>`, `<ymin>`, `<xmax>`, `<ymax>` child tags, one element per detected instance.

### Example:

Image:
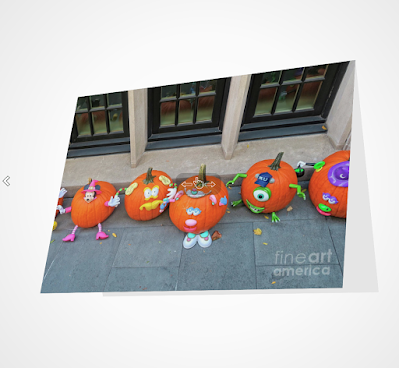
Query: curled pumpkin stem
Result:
<box><xmin>143</xmin><ymin>167</ymin><xmax>156</xmax><ymax>185</ymax></box>
<box><xmin>268</xmin><ymin>152</ymin><xmax>284</xmax><ymax>171</ymax></box>
<box><xmin>198</xmin><ymin>163</ymin><xmax>208</xmax><ymax>186</ymax></box>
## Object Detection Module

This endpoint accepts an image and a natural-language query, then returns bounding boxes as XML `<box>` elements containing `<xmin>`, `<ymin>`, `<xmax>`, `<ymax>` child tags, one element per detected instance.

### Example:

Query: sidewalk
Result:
<box><xmin>41</xmin><ymin>181</ymin><xmax>346</xmax><ymax>293</ymax></box>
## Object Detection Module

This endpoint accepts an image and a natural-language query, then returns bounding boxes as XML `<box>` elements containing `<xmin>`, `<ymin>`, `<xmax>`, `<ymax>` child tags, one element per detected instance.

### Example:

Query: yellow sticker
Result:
<box><xmin>159</xmin><ymin>175</ymin><xmax>171</xmax><ymax>186</ymax></box>
<box><xmin>126</xmin><ymin>182</ymin><xmax>138</xmax><ymax>195</ymax></box>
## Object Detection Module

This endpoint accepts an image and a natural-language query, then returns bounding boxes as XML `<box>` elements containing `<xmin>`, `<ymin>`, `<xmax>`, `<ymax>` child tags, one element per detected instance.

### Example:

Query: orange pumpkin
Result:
<box><xmin>71</xmin><ymin>181</ymin><xmax>116</xmax><ymax>228</ymax></box>
<box><xmin>308</xmin><ymin>150</ymin><xmax>350</xmax><ymax>218</ymax></box>
<box><xmin>124</xmin><ymin>168</ymin><xmax>173</xmax><ymax>221</ymax></box>
<box><xmin>240</xmin><ymin>152</ymin><xmax>298</xmax><ymax>214</ymax></box>
<box><xmin>55</xmin><ymin>195</ymin><xmax>64</xmax><ymax>218</ymax></box>
<box><xmin>169</xmin><ymin>164</ymin><xmax>228</xmax><ymax>234</ymax></box>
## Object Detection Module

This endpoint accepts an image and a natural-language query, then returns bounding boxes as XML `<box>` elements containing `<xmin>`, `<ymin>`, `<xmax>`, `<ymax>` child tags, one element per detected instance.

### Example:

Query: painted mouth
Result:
<box><xmin>246</xmin><ymin>199</ymin><xmax>265</xmax><ymax>214</ymax></box>
<box><xmin>139</xmin><ymin>200</ymin><xmax>164</xmax><ymax>211</ymax></box>
<box><xmin>183</xmin><ymin>225</ymin><xmax>197</xmax><ymax>232</ymax></box>
<box><xmin>316</xmin><ymin>206</ymin><xmax>331</xmax><ymax>216</ymax></box>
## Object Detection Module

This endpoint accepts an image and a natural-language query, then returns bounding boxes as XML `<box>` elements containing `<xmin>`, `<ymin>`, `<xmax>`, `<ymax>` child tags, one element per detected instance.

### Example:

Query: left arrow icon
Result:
<box><xmin>3</xmin><ymin>176</ymin><xmax>10</xmax><ymax>186</ymax></box>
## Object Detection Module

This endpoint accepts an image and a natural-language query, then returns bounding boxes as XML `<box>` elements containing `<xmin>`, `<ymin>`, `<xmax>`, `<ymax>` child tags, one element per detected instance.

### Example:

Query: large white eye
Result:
<box><xmin>152</xmin><ymin>186</ymin><xmax>159</xmax><ymax>198</ymax></box>
<box><xmin>253</xmin><ymin>189</ymin><xmax>270</xmax><ymax>202</ymax></box>
<box><xmin>144</xmin><ymin>188</ymin><xmax>152</xmax><ymax>199</ymax></box>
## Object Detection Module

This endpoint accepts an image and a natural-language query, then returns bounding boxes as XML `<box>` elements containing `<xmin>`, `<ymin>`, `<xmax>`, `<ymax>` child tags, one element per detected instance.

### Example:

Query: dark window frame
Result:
<box><xmin>67</xmin><ymin>91</ymin><xmax>130</xmax><ymax>158</ymax></box>
<box><xmin>147</xmin><ymin>78</ymin><xmax>231</xmax><ymax>150</ymax></box>
<box><xmin>239</xmin><ymin>62</ymin><xmax>349</xmax><ymax>140</ymax></box>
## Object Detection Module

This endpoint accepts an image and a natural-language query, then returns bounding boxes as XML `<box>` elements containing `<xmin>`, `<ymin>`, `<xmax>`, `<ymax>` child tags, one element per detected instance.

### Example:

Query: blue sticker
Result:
<box><xmin>255</xmin><ymin>172</ymin><xmax>273</xmax><ymax>187</ymax></box>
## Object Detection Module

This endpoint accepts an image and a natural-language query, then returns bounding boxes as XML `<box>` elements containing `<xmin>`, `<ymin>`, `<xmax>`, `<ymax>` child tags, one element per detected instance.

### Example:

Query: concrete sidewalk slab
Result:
<box><xmin>253</xmin><ymin>219</ymin><xmax>340</xmax><ymax>266</ymax></box>
<box><xmin>104</xmin><ymin>267</ymin><xmax>179</xmax><ymax>292</ymax></box>
<box><xmin>176</xmin><ymin>222</ymin><xmax>256</xmax><ymax>291</ymax></box>
<box><xmin>112</xmin><ymin>225</ymin><xmax>183</xmax><ymax>268</ymax></box>
<box><xmin>42</xmin><ymin>228</ymin><xmax>123</xmax><ymax>293</ymax></box>
<box><xmin>256</xmin><ymin>264</ymin><xmax>343</xmax><ymax>289</ymax></box>
<box><xmin>326</xmin><ymin>216</ymin><xmax>347</xmax><ymax>271</ymax></box>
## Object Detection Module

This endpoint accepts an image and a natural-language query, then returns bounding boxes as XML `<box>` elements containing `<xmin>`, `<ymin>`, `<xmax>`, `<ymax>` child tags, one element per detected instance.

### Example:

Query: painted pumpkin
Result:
<box><xmin>169</xmin><ymin>164</ymin><xmax>228</xmax><ymax>234</ymax></box>
<box><xmin>71</xmin><ymin>181</ymin><xmax>117</xmax><ymax>228</ymax></box>
<box><xmin>241</xmin><ymin>152</ymin><xmax>298</xmax><ymax>214</ymax></box>
<box><xmin>55</xmin><ymin>195</ymin><xmax>64</xmax><ymax>218</ymax></box>
<box><xmin>308</xmin><ymin>150</ymin><xmax>350</xmax><ymax>218</ymax></box>
<box><xmin>125</xmin><ymin>168</ymin><xmax>173</xmax><ymax>221</ymax></box>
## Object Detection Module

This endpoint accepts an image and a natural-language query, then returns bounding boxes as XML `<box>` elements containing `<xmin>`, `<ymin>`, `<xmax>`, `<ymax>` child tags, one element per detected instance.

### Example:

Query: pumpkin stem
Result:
<box><xmin>88</xmin><ymin>178</ymin><xmax>92</xmax><ymax>184</ymax></box>
<box><xmin>198</xmin><ymin>164</ymin><xmax>208</xmax><ymax>186</ymax></box>
<box><xmin>268</xmin><ymin>152</ymin><xmax>284</xmax><ymax>171</ymax></box>
<box><xmin>143</xmin><ymin>167</ymin><xmax>156</xmax><ymax>185</ymax></box>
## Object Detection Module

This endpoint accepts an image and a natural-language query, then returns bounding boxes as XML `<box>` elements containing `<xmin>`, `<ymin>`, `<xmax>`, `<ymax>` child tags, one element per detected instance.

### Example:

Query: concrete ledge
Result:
<box><xmin>61</xmin><ymin>133</ymin><xmax>337</xmax><ymax>197</ymax></box>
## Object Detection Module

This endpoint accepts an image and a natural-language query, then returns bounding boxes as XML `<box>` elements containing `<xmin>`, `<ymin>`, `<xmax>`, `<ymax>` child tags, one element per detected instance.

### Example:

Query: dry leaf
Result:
<box><xmin>322</xmin><ymin>125</ymin><xmax>327</xmax><ymax>130</ymax></box>
<box><xmin>247</xmin><ymin>144</ymin><xmax>249</xmax><ymax>148</ymax></box>
<box><xmin>303</xmin><ymin>188</ymin><xmax>307</xmax><ymax>192</ymax></box>
<box><xmin>287</xmin><ymin>206</ymin><xmax>293</xmax><ymax>212</ymax></box>
<box><xmin>254</xmin><ymin>228</ymin><xmax>262</xmax><ymax>235</ymax></box>
<box><xmin>271</xmin><ymin>281</ymin><xmax>276</xmax><ymax>284</ymax></box>
<box><xmin>212</xmin><ymin>231</ymin><xmax>222</xmax><ymax>241</ymax></box>
<box><xmin>264</xmin><ymin>215</ymin><xmax>269</xmax><ymax>219</ymax></box>
<box><xmin>112</xmin><ymin>233</ymin><xmax>117</xmax><ymax>237</ymax></box>
<box><xmin>227</xmin><ymin>211</ymin><xmax>230</xmax><ymax>213</ymax></box>
<box><xmin>263</xmin><ymin>242</ymin><xmax>268</xmax><ymax>245</ymax></box>
<box><xmin>100</xmin><ymin>242</ymin><xmax>102</xmax><ymax>245</ymax></box>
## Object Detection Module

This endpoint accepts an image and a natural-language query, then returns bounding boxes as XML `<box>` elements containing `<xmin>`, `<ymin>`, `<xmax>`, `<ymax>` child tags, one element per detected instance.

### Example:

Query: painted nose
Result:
<box><xmin>318</xmin><ymin>203</ymin><xmax>331</xmax><ymax>212</ymax></box>
<box><xmin>185</xmin><ymin>219</ymin><xmax>197</xmax><ymax>227</ymax></box>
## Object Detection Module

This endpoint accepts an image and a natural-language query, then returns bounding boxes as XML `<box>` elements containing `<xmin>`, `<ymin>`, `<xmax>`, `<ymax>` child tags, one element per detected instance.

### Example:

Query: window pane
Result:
<box><xmin>199</xmin><ymin>80</ymin><xmax>216</xmax><ymax>94</ymax></box>
<box><xmin>306</xmin><ymin>65</ymin><xmax>328</xmax><ymax>79</ymax></box>
<box><xmin>296</xmin><ymin>81</ymin><xmax>323</xmax><ymax>110</ymax></box>
<box><xmin>160</xmin><ymin>101</ymin><xmax>176</xmax><ymax>126</ymax></box>
<box><xmin>254</xmin><ymin>87</ymin><xmax>277</xmax><ymax>115</ymax></box>
<box><xmin>282</xmin><ymin>68</ymin><xmax>304</xmax><ymax>83</ymax></box>
<box><xmin>178</xmin><ymin>99</ymin><xmax>194</xmax><ymax>124</ymax></box>
<box><xmin>197</xmin><ymin>96</ymin><xmax>215</xmax><ymax>122</ymax></box>
<box><xmin>76</xmin><ymin>97</ymin><xmax>88</xmax><ymax>111</ymax></box>
<box><xmin>107</xmin><ymin>92</ymin><xmax>122</xmax><ymax>106</ymax></box>
<box><xmin>90</xmin><ymin>95</ymin><xmax>105</xmax><ymax>108</ymax></box>
<box><xmin>109</xmin><ymin>109</ymin><xmax>123</xmax><ymax>132</ymax></box>
<box><xmin>261</xmin><ymin>71</ymin><xmax>280</xmax><ymax>85</ymax></box>
<box><xmin>92</xmin><ymin>111</ymin><xmax>107</xmax><ymax>134</ymax></box>
<box><xmin>161</xmin><ymin>85</ymin><xmax>177</xmax><ymax>99</ymax></box>
<box><xmin>180</xmin><ymin>83</ymin><xmax>195</xmax><ymax>97</ymax></box>
<box><xmin>275</xmin><ymin>85</ymin><xmax>299</xmax><ymax>113</ymax></box>
<box><xmin>76</xmin><ymin>113</ymin><xmax>90</xmax><ymax>136</ymax></box>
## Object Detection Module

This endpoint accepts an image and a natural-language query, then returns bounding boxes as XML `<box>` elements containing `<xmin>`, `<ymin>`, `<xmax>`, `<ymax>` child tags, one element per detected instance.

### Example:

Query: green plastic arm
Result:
<box><xmin>226</xmin><ymin>173</ymin><xmax>247</xmax><ymax>187</ymax></box>
<box><xmin>231</xmin><ymin>199</ymin><xmax>244</xmax><ymax>207</ymax></box>
<box><xmin>289</xmin><ymin>184</ymin><xmax>306</xmax><ymax>200</ymax></box>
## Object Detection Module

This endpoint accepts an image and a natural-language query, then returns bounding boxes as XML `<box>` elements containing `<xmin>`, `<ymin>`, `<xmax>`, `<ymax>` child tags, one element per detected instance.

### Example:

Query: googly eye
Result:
<box><xmin>144</xmin><ymin>188</ymin><xmax>152</xmax><ymax>199</ymax></box>
<box><xmin>152</xmin><ymin>186</ymin><xmax>159</xmax><ymax>198</ymax></box>
<box><xmin>186</xmin><ymin>207</ymin><xmax>194</xmax><ymax>215</ymax></box>
<box><xmin>193</xmin><ymin>208</ymin><xmax>202</xmax><ymax>216</ymax></box>
<box><xmin>253</xmin><ymin>188</ymin><xmax>270</xmax><ymax>202</ymax></box>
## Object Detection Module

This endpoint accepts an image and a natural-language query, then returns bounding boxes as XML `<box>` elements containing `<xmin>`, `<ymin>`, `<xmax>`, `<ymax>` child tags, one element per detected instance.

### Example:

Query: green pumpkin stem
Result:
<box><xmin>198</xmin><ymin>164</ymin><xmax>208</xmax><ymax>186</ymax></box>
<box><xmin>268</xmin><ymin>152</ymin><xmax>284</xmax><ymax>171</ymax></box>
<box><xmin>143</xmin><ymin>167</ymin><xmax>156</xmax><ymax>184</ymax></box>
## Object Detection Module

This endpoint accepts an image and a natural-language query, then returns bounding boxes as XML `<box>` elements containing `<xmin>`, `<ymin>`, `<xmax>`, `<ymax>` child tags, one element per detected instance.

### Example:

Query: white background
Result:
<box><xmin>0</xmin><ymin>1</ymin><xmax>396</xmax><ymax>366</ymax></box>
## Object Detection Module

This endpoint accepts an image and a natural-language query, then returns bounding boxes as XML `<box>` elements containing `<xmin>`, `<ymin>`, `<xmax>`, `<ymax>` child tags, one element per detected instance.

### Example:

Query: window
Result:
<box><xmin>68</xmin><ymin>92</ymin><xmax>130</xmax><ymax>158</ymax></box>
<box><xmin>147</xmin><ymin>78</ymin><xmax>230</xmax><ymax>150</ymax></box>
<box><xmin>240</xmin><ymin>62</ymin><xmax>349</xmax><ymax>141</ymax></box>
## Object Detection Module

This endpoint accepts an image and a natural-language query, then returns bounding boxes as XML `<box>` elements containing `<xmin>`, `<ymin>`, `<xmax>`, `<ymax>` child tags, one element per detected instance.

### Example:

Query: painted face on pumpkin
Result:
<box><xmin>140</xmin><ymin>185</ymin><xmax>164</xmax><ymax>211</ymax></box>
<box><xmin>315</xmin><ymin>160</ymin><xmax>349</xmax><ymax>216</ymax></box>
<box><xmin>84</xmin><ymin>192</ymin><xmax>96</xmax><ymax>203</ymax></box>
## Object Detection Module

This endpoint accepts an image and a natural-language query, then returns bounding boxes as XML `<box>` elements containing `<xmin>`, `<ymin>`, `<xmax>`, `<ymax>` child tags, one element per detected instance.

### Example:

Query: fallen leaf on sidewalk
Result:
<box><xmin>254</xmin><ymin>228</ymin><xmax>262</xmax><ymax>235</ymax></box>
<box><xmin>100</xmin><ymin>242</ymin><xmax>102</xmax><ymax>245</ymax></box>
<box><xmin>271</xmin><ymin>281</ymin><xmax>276</xmax><ymax>284</ymax></box>
<box><xmin>112</xmin><ymin>233</ymin><xmax>117</xmax><ymax>237</ymax></box>
<box><xmin>264</xmin><ymin>215</ymin><xmax>269</xmax><ymax>219</ymax></box>
<box><xmin>212</xmin><ymin>231</ymin><xmax>222</xmax><ymax>241</ymax></box>
<box><xmin>287</xmin><ymin>206</ymin><xmax>293</xmax><ymax>212</ymax></box>
<box><xmin>227</xmin><ymin>211</ymin><xmax>230</xmax><ymax>213</ymax></box>
<box><xmin>50</xmin><ymin>240</ymin><xmax>55</xmax><ymax>244</ymax></box>
<box><xmin>303</xmin><ymin>188</ymin><xmax>307</xmax><ymax>192</ymax></box>
<box><xmin>263</xmin><ymin>242</ymin><xmax>268</xmax><ymax>245</ymax></box>
<box><xmin>322</xmin><ymin>125</ymin><xmax>327</xmax><ymax>130</ymax></box>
